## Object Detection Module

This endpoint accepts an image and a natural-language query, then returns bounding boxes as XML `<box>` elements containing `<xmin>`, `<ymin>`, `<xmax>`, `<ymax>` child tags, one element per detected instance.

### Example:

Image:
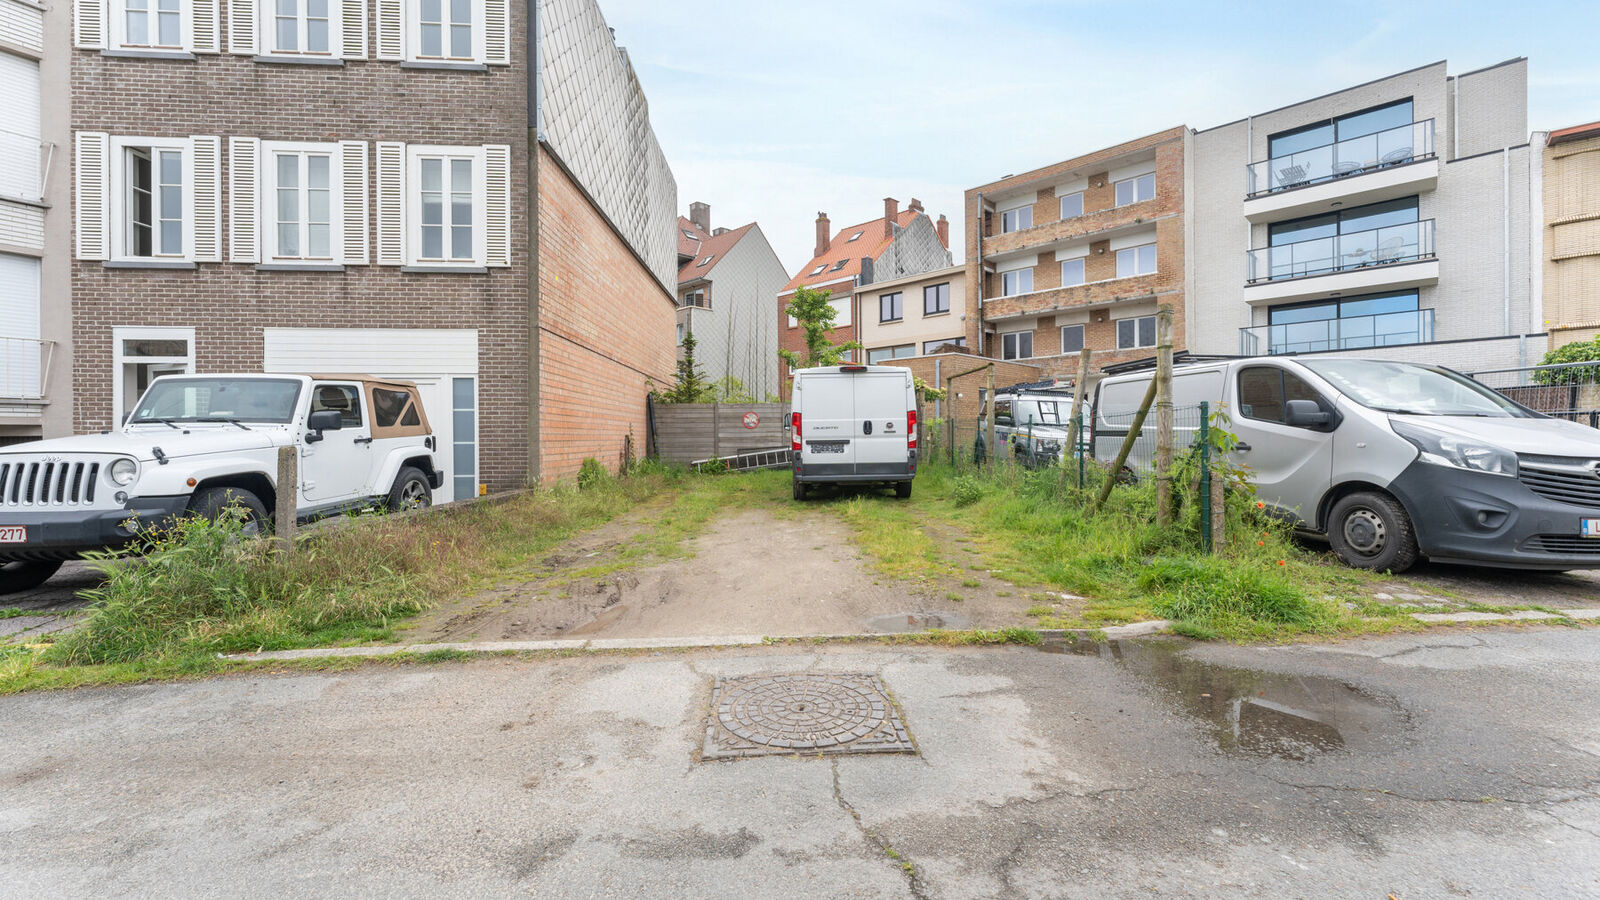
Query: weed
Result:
<box><xmin>417</xmin><ymin>648</ymin><xmax>475</xmax><ymax>664</ymax></box>
<box><xmin>960</xmin><ymin>577</ymin><xmax>981</xmax><ymax>588</ymax></box>
<box><xmin>945</xmin><ymin>592</ymin><xmax>964</xmax><ymax>603</ymax></box>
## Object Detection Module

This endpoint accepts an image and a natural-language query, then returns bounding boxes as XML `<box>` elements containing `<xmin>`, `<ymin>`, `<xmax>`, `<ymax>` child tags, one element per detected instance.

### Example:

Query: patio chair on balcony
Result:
<box><xmin>1275</xmin><ymin>164</ymin><xmax>1308</xmax><ymax>190</ymax></box>
<box><xmin>1341</xmin><ymin>246</ymin><xmax>1374</xmax><ymax>269</ymax></box>
<box><xmin>1380</xmin><ymin>146</ymin><xmax>1414</xmax><ymax>166</ymax></box>
<box><xmin>1374</xmin><ymin>236</ymin><xmax>1407</xmax><ymax>264</ymax></box>
<box><xmin>1333</xmin><ymin>160</ymin><xmax>1363</xmax><ymax>177</ymax></box>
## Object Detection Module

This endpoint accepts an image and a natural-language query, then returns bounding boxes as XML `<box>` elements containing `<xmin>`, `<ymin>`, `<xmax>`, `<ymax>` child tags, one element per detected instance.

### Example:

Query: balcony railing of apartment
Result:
<box><xmin>1246</xmin><ymin>219</ymin><xmax>1435</xmax><ymax>283</ymax></box>
<box><xmin>679</xmin><ymin>294</ymin><xmax>710</xmax><ymax>309</ymax></box>
<box><xmin>1246</xmin><ymin>119</ymin><xmax>1435</xmax><ymax>198</ymax></box>
<box><xmin>1239</xmin><ymin>309</ymin><xmax>1434</xmax><ymax>356</ymax></box>
<box><xmin>0</xmin><ymin>337</ymin><xmax>53</xmax><ymax>401</ymax></box>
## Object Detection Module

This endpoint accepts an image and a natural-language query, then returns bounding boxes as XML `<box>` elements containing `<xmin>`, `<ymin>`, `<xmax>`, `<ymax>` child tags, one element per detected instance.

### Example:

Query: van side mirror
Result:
<box><xmin>306</xmin><ymin>409</ymin><xmax>344</xmax><ymax>443</ymax></box>
<box><xmin>1284</xmin><ymin>399</ymin><xmax>1331</xmax><ymax>428</ymax></box>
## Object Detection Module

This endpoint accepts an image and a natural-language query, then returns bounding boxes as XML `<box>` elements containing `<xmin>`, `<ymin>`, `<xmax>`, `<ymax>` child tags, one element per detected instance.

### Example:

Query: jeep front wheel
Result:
<box><xmin>0</xmin><ymin>560</ymin><xmax>64</xmax><ymax>595</ymax></box>
<box><xmin>388</xmin><ymin>467</ymin><xmax>433</xmax><ymax>512</ymax></box>
<box><xmin>189</xmin><ymin>486</ymin><xmax>271</xmax><ymax>536</ymax></box>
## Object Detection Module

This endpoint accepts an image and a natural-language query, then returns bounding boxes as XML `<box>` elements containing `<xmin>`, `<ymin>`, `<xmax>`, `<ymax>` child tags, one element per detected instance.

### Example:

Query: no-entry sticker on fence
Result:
<box><xmin>742</xmin><ymin>412</ymin><xmax>760</xmax><ymax>429</ymax></box>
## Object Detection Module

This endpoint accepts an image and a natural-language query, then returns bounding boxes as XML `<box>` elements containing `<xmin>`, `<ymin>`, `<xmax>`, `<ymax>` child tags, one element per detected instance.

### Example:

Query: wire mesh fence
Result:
<box><xmin>1089</xmin><ymin>403</ymin><xmax>1208</xmax><ymax>472</ymax></box>
<box><xmin>1467</xmin><ymin>361</ymin><xmax>1600</xmax><ymax>428</ymax></box>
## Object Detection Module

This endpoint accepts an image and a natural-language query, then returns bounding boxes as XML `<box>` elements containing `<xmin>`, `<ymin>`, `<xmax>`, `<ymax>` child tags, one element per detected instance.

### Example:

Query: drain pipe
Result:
<box><xmin>975</xmin><ymin>191</ymin><xmax>986</xmax><ymax>358</ymax></box>
<box><xmin>1503</xmin><ymin>147</ymin><xmax>1511</xmax><ymax>339</ymax></box>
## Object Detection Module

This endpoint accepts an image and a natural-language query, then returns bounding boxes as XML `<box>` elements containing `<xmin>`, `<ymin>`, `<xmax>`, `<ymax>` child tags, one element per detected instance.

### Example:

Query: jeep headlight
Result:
<box><xmin>109</xmin><ymin>457</ymin><xmax>140</xmax><ymax>486</ymax></box>
<box><xmin>1391</xmin><ymin>421</ymin><xmax>1517</xmax><ymax>477</ymax></box>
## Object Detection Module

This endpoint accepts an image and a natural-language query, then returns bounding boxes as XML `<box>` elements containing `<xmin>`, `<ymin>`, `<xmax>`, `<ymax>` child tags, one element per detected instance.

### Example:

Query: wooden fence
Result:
<box><xmin>652</xmin><ymin>401</ymin><xmax>790</xmax><ymax>464</ymax></box>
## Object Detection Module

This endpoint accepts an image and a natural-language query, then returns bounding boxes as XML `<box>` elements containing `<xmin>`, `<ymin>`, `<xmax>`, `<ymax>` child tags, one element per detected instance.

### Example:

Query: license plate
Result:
<box><xmin>1583</xmin><ymin>519</ymin><xmax>1600</xmax><ymax>539</ymax></box>
<box><xmin>0</xmin><ymin>525</ymin><xmax>26</xmax><ymax>543</ymax></box>
<box><xmin>808</xmin><ymin>441</ymin><xmax>846</xmax><ymax>454</ymax></box>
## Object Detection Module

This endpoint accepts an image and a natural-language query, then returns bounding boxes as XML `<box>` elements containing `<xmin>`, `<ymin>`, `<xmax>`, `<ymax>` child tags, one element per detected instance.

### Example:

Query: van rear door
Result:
<box><xmin>852</xmin><ymin>371</ymin><xmax>911</xmax><ymax>473</ymax></box>
<box><xmin>799</xmin><ymin>373</ymin><xmax>856</xmax><ymax>469</ymax></box>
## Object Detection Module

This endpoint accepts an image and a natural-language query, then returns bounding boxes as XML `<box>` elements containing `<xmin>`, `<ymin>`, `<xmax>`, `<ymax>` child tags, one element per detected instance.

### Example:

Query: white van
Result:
<box><xmin>790</xmin><ymin>365</ymin><xmax>918</xmax><ymax>500</ymax></box>
<box><xmin>1093</xmin><ymin>356</ymin><xmax>1600</xmax><ymax>572</ymax></box>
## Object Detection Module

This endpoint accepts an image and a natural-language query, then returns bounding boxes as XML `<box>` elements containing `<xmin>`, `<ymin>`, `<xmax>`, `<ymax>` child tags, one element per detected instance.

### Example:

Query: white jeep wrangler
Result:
<box><xmin>0</xmin><ymin>374</ymin><xmax>444</xmax><ymax>593</ymax></box>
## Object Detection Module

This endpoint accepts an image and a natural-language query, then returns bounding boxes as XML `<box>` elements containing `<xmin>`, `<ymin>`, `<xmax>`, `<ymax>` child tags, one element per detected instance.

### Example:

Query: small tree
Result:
<box><xmin>778</xmin><ymin>285</ymin><xmax>863</xmax><ymax>371</ymax></box>
<box><xmin>660</xmin><ymin>330</ymin><xmax>715</xmax><ymax>403</ymax></box>
<box><xmin>1534</xmin><ymin>337</ymin><xmax>1600</xmax><ymax>385</ymax></box>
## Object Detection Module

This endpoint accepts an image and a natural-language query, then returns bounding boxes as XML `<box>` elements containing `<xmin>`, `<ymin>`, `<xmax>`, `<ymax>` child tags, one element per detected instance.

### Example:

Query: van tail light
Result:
<box><xmin>792</xmin><ymin>411</ymin><xmax>802</xmax><ymax>452</ymax></box>
<box><xmin>907</xmin><ymin>409</ymin><xmax>917</xmax><ymax>449</ymax></box>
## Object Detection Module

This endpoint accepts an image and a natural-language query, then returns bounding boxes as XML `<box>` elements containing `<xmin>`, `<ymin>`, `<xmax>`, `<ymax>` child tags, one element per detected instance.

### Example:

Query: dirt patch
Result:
<box><xmin>406</xmin><ymin>507</ymin><xmax>1038</xmax><ymax>642</ymax></box>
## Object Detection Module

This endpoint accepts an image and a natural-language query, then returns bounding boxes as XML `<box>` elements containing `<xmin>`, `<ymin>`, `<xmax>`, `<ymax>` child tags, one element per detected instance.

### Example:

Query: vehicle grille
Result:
<box><xmin>1522</xmin><ymin>535</ymin><xmax>1600</xmax><ymax>556</ymax></box>
<box><xmin>0</xmin><ymin>460</ymin><xmax>100</xmax><ymax>507</ymax></box>
<box><xmin>1517</xmin><ymin>457</ymin><xmax>1600</xmax><ymax>508</ymax></box>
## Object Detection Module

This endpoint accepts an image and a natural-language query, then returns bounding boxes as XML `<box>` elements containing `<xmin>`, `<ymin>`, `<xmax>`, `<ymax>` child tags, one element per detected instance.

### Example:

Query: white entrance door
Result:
<box><xmin>262</xmin><ymin>328</ymin><xmax>479</xmax><ymax>503</ymax></box>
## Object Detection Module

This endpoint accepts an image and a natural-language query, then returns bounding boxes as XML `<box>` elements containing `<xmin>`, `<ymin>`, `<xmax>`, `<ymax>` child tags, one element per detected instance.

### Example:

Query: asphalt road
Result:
<box><xmin>3</xmin><ymin>629</ymin><xmax>1599</xmax><ymax>898</ymax></box>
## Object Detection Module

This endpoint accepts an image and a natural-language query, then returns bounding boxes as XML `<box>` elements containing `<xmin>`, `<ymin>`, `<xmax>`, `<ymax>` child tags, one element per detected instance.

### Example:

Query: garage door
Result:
<box><xmin>263</xmin><ymin>328</ymin><xmax>479</xmax><ymax>503</ymax></box>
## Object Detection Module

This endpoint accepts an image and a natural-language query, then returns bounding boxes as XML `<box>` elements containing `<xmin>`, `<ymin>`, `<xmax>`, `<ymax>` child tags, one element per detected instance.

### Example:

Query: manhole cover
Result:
<box><xmin>701</xmin><ymin>673</ymin><xmax>915</xmax><ymax>760</ymax></box>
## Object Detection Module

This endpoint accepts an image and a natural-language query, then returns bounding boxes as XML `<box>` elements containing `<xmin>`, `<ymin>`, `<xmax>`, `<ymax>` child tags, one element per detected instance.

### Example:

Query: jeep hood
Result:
<box><xmin>0</xmin><ymin>429</ymin><xmax>279</xmax><ymax>462</ymax></box>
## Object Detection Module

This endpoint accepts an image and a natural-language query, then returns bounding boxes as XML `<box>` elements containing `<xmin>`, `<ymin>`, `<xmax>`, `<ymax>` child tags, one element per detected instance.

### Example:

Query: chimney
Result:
<box><xmin>712</xmin><ymin>227</ymin><xmax>728</xmax><ymax>236</ymax></box>
<box><xmin>815</xmin><ymin>212</ymin><xmax>831</xmax><ymax>258</ymax></box>
<box><xmin>909</xmin><ymin>198</ymin><xmax>923</xmax><ymax>213</ymax></box>
<box><xmin>936</xmin><ymin>214</ymin><xmax>949</xmax><ymax>249</ymax></box>
<box><xmin>883</xmin><ymin>197</ymin><xmax>899</xmax><ymax>238</ymax></box>
<box><xmin>689</xmin><ymin>201</ymin><xmax>710</xmax><ymax>234</ymax></box>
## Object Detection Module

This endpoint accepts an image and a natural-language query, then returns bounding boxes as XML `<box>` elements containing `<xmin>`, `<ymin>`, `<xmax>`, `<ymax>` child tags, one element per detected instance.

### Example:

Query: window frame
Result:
<box><xmin>1060</xmin><ymin>324</ymin><xmax>1084</xmax><ymax>354</ymax></box>
<box><xmin>923</xmin><ymin>337</ymin><xmax>964</xmax><ymax>355</ymax></box>
<box><xmin>1059</xmin><ymin>191</ymin><xmax>1084</xmax><ymax>219</ymax></box>
<box><xmin>1000</xmin><ymin>204</ymin><xmax>1033</xmax><ymax>234</ymax></box>
<box><xmin>263</xmin><ymin>141</ymin><xmax>343</xmax><ymax>263</ymax></box>
<box><xmin>112</xmin><ymin>0</ymin><xmax>190</xmax><ymax>51</ymax></box>
<box><xmin>1060</xmin><ymin>257</ymin><xmax>1086</xmax><ymax>287</ymax></box>
<box><xmin>879</xmin><ymin>291</ymin><xmax>903</xmax><ymax>323</ymax></box>
<box><xmin>109</xmin><ymin>136</ymin><xmax>193</xmax><ymax>263</ymax></box>
<box><xmin>112</xmin><ymin>325</ymin><xmax>195</xmax><ymax>418</ymax></box>
<box><xmin>1113</xmin><ymin>172</ymin><xmax>1155</xmax><ymax>207</ymax></box>
<box><xmin>404</xmin><ymin>144</ymin><xmax>487</xmax><ymax>268</ymax></box>
<box><xmin>407</xmin><ymin>0</ymin><xmax>485</xmax><ymax>63</ymax></box>
<box><xmin>1001</xmin><ymin>330</ymin><xmax>1033</xmax><ymax>361</ymax></box>
<box><xmin>263</xmin><ymin>0</ymin><xmax>340</xmax><ymax>57</ymax></box>
<box><xmin>1115</xmin><ymin>242</ymin><xmax>1157</xmax><ymax>278</ymax></box>
<box><xmin>1000</xmin><ymin>268</ymin><xmax>1033</xmax><ymax>297</ymax></box>
<box><xmin>1115</xmin><ymin>315</ymin><xmax>1156</xmax><ymax>350</ymax></box>
<box><xmin>866</xmin><ymin>344</ymin><xmax>914</xmax><ymax>365</ymax></box>
<box><xmin>923</xmin><ymin>282</ymin><xmax>950</xmax><ymax>316</ymax></box>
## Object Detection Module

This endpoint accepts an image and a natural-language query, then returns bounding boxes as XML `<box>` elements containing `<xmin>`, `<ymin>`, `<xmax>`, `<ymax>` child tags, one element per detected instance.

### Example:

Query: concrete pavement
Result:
<box><xmin>3</xmin><ymin>629</ymin><xmax>1599</xmax><ymax>898</ymax></box>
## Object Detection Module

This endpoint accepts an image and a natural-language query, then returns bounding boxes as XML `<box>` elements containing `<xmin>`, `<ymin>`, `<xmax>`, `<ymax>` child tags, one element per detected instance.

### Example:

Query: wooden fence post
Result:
<box><xmin>1089</xmin><ymin>376</ymin><xmax>1158</xmax><ymax>515</ymax></box>
<box><xmin>1064</xmin><ymin>347</ymin><xmax>1092</xmax><ymax>485</ymax></box>
<box><xmin>1154</xmin><ymin>305</ymin><xmax>1175</xmax><ymax>528</ymax></box>
<box><xmin>984</xmin><ymin>368</ymin><xmax>997</xmax><ymax>469</ymax></box>
<box><xmin>1210</xmin><ymin>417</ymin><xmax>1227</xmax><ymax>552</ymax></box>
<box><xmin>274</xmin><ymin>446</ymin><xmax>297</xmax><ymax>552</ymax></box>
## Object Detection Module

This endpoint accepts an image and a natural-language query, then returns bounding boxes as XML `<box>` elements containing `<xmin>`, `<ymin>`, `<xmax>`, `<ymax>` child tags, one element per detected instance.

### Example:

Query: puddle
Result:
<box><xmin>864</xmin><ymin>612</ymin><xmax>972</xmax><ymax>633</ymax></box>
<box><xmin>1043</xmin><ymin>637</ymin><xmax>1405</xmax><ymax>761</ymax></box>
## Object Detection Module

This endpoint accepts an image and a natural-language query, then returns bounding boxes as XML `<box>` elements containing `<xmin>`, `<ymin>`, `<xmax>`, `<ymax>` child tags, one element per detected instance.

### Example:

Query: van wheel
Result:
<box><xmin>793</xmin><ymin>480</ymin><xmax>808</xmax><ymax>501</ymax></box>
<box><xmin>189</xmin><ymin>486</ymin><xmax>270</xmax><ymax>536</ymax></box>
<box><xmin>1328</xmin><ymin>491</ymin><xmax>1418</xmax><ymax>573</ymax></box>
<box><xmin>0</xmin><ymin>560</ymin><xmax>63</xmax><ymax>595</ymax></box>
<box><xmin>894</xmin><ymin>481</ymin><xmax>912</xmax><ymax>499</ymax></box>
<box><xmin>388</xmin><ymin>467</ymin><xmax>433</xmax><ymax>512</ymax></box>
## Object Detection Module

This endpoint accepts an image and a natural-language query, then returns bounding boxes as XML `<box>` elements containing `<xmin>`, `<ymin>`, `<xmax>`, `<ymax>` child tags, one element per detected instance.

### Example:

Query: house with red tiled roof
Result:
<box><xmin>677</xmin><ymin>202</ymin><xmax>789</xmax><ymax>399</ymax></box>
<box><xmin>777</xmin><ymin>197</ymin><xmax>953</xmax><ymax>392</ymax></box>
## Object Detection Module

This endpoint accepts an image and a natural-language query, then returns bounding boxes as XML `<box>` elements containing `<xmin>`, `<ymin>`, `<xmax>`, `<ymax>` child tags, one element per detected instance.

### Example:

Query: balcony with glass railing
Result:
<box><xmin>1247</xmin><ymin>219</ymin><xmax>1434</xmax><ymax>284</ymax></box>
<box><xmin>1247</xmin><ymin>119</ymin><xmax>1435</xmax><ymax>197</ymax></box>
<box><xmin>1239</xmin><ymin>309</ymin><xmax>1435</xmax><ymax>356</ymax></box>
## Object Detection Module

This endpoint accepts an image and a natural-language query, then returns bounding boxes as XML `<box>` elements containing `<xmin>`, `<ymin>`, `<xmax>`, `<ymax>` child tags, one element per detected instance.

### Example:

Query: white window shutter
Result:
<box><xmin>228</xmin><ymin>137</ymin><xmax>260</xmax><ymax>263</ymax></box>
<box><xmin>228</xmin><ymin>0</ymin><xmax>258</xmax><ymax>55</ymax></box>
<box><xmin>374</xmin><ymin>141</ymin><xmax>405</xmax><ymax>265</ymax></box>
<box><xmin>484</xmin><ymin>144</ymin><xmax>510</xmax><ymax>267</ymax></box>
<box><xmin>484</xmin><ymin>0</ymin><xmax>508</xmax><ymax>65</ymax></box>
<box><xmin>74</xmin><ymin>0</ymin><xmax>107</xmax><ymax>49</ymax></box>
<box><xmin>340</xmin><ymin>0</ymin><xmax>367</xmax><ymax>59</ymax></box>
<box><xmin>192</xmin><ymin>0</ymin><xmax>221</xmax><ymax>52</ymax></box>
<box><xmin>375</xmin><ymin>0</ymin><xmax>402</xmax><ymax>60</ymax></box>
<box><xmin>339</xmin><ymin>141</ymin><xmax>369</xmax><ymax>265</ymax></box>
<box><xmin>74</xmin><ymin>132</ymin><xmax>110</xmax><ymax>260</ymax></box>
<box><xmin>191</xmin><ymin>136</ymin><xmax>222</xmax><ymax>262</ymax></box>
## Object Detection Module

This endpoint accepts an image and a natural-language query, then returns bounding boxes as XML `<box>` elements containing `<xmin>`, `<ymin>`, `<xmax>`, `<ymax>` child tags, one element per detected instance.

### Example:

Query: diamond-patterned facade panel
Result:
<box><xmin>702</xmin><ymin>674</ymin><xmax>916</xmax><ymax>761</ymax></box>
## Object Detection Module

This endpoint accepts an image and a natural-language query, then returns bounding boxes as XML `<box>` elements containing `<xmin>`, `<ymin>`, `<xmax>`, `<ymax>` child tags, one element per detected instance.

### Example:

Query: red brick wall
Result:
<box><xmin>536</xmin><ymin>146</ymin><xmax>676</xmax><ymax>481</ymax></box>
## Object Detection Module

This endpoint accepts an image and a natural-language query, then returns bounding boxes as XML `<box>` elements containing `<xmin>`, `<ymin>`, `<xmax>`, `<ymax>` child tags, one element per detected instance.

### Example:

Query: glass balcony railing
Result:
<box><xmin>1246</xmin><ymin>119</ymin><xmax>1435</xmax><ymax>197</ymax></box>
<box><xmin>1239</xmin><ymin>309</ymin><xmax>1434</xmax><ymax>356</ymax></box>
<box><xmin>1246</xmin><ymin>219</ymin><xmax>1434</xmax><ymax>283</ymax></box>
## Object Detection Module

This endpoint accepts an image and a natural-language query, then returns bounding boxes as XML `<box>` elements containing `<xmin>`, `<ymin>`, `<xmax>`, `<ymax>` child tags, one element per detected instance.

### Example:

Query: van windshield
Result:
<box><xmin>130</xmin><ymin>378</ymin><xmax>303</xmax><ymax>424</ymax></box>
<box><xmin>1299</xmin><ymin>360</ymin><xmax>1529</xmax><ymax>418</ymax></box>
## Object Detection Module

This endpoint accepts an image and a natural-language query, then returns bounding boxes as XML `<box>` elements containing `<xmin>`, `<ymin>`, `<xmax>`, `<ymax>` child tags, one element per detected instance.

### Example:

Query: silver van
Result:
<box><xmin>1093</xmin><ymin>356</ymin><xmax>1600</xmax><ymax>572</ymax></box>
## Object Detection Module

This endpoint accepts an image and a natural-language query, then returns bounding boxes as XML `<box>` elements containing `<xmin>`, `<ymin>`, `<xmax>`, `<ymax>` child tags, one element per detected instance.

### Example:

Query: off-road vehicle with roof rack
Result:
<box><xmin>0</xmin><ymin>373</ymin><xmax>443</xmax><ymax>593</ymax></box>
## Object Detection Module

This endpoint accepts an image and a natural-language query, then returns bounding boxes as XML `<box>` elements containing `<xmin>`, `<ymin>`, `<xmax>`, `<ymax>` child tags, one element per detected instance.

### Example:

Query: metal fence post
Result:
<box><xmin>1198</xmin><ymin>401</ymin><xmax>1211</xmax><ymax>553</ymax></box>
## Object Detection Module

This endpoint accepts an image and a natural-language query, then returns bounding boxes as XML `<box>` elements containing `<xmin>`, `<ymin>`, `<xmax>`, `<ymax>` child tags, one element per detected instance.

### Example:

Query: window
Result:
<box><xmin>114</xmin><ymin>139</ymin><xmax>189</xmax><ymax>260</ymax></box>
<box><xmin>1269</xmin><ymin>100</ymin><xmax>1414</xmax><ymax>159</ymax></box>
<box><xmin>0</xmin><ymin>254</ymin><xmax>42</xmax><ymax>399</ymax></box>
<box><xmin>452</xmin><ymin>376</ymin><xmax>477</xmax><ymax>500</ymax></box>
<box><xmin>809</xmin><ymin>264</ymin><xmax>825</xmax><ymax>276</ymax></box>
<box><xmin>923</xmin><ymin>282</ymin><xmax>949</xmax><ymax>315</ymax></box>
<box><xmin>993</xmin><ymin>398</ymin><xmax>1013</xmax><ymax>426</ymax></box>
<box><xmin>269</xmin><ymin>147</ymin><xmax>334</xmax><ymax>260</ymax></box>
<box><xmin>680</xmin><ymin>291</ymin><xmax>707</xmax><ymax>309</ymax></box>
<box><xmin>879</xmin><ymin>292</ymin><xmax>902</xmax><ymax>322</ymax></box>
<box><xmin>1114</xmin><ymin>173</ymin><xmax>1155</xmax><ymax>207</ymax></box>
<box><xmin>120</xmin><ymin>0</ymin><xmax>183</xmax><ymax>49</ymax></box>
<box><xmin>847</xmin><ymin>231</ymin><xmax>863</xmax><ymax>242</ymax></box>
<box><xmin>1115</xmin><ymin>243</ymin><xmax>1156</xmax><ymax>278</ymax></box>
<box><xmin>830</xmin><ymin>297</ymin><xmax>852</xmax><ymax>327</ymax></box>
<box><xmin>405</xmin><ymin>145</ymin><xmax>486</xmax><ymax>267</ymax></box>
<box><xmin>1001</xmin><ymin>205</ymin><xmax>1032</xmax><ymax>233</ymax></box>
<box><xmin>1266</xmin><ymin>290</ymin><xmax>1423</xmax><ymax>354</ymax></box>
<box><xmin>1001</xmin><ymin>268</ymin><xmax>1033</xmax><ymax>297</ymax></box>
<box><xmin>1001</xmin><ymin>331</ymin><xmax>1032</xmax><ymax>360</ymax></box>
<box><xmin>867</xmin><ymin>345</ymin><xmax>914</xmax><ymax>364</ymax></box>
<box><xmin>311</xmin><ymin>383</ymin><xmax>363</xmax><ymax>426</ymax></box>
<box><xmin>1116</xmin><ymin>315</ymin><xmax>1156</xmax><ymax>349</ymax></box>
<box><xmin>675</xmin><ymin>322</ymin><xmax>683</xmax><ymax>344</ymax></box>
<box><xmin>829</xmin><ymin>259</ymin><xmax>848</xmax><ymax>271</ymax></box>
<box><xmin>270</xmin><ymin>0</ymin><xmax>333</xmax><ymax>55</ymax></box>
<box><xmin>923</xmin><ymin>337</ymin><xmax>965</xmax><ymax>354</ymax></box>
<box><xmin>1237</xmin><ymin>367</ymin><xmax>1325</xmax><ymax>425</ymax></box>
<box><xmin>696</xmin><ymin>255</ymin><xmax>712</xmax><ymax>267</ymax></box>
<box><xmin>1059</xmin><ymin>191</ymin><xmax>1084</xmax><ymax>219</ymax></box>
<box><xmin>681</xmin><ymin>229</ymin><xmax>698</xmax><ymax>240</ymax></box>
<box><xmin>415</xmin><ymin>0</ymin><xmax>474</xmax><ymax>60</ymax></box>
<box><xmin>112</xmin><ymin>326</ymin><xmax>195</xmax><ymax>418</ymax></box>
<box><xmin>0</xmin><ymin>52</ymin><xmax>41</xmax><ymax>202</ymax></box>
<box><xmin>1060</xmin><ymin>257</ymin><xmax>1085</xmax><ymax>287</ymax></box>
<box><xmin>1060</xmin><ymin>324</ymin><xmax>1084</xmax><ymax>354</ymax></box>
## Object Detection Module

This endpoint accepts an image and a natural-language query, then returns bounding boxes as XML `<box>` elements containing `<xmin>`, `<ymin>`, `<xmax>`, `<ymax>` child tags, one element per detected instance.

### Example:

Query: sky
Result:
<box><xmin>600</xmin><ymin>0</ymin><xmax>1596</xmax><ymax>276</ymax></box>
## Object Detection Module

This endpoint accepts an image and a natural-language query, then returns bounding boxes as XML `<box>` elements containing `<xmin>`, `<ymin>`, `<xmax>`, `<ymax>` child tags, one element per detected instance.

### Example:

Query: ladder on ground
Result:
<box><xmin>690</xmin><ymin>447</ymin><xmax>792</xmax><ymax>472</ymax></box>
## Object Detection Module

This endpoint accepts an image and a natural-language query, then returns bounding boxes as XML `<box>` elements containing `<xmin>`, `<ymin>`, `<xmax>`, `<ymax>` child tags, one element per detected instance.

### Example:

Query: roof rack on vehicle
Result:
<box><xmin>1098</xmin><ymin>351</ymin><xmax>1241</xmax><ymax>376</ymax></box>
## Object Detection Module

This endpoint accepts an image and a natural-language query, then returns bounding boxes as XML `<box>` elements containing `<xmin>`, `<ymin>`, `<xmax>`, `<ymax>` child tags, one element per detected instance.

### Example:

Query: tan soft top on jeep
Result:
<box><xmin>305</xmin><ymin>374</ymin><xmax>431</xmax><ymax>438</ymax></box>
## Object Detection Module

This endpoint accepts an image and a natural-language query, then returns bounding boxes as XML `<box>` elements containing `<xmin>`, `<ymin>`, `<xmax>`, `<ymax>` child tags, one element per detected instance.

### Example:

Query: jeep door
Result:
<box><xmin>301</xmin><ymin>382</ymin><xmax>372</xmax><ymax>505</ymax></box>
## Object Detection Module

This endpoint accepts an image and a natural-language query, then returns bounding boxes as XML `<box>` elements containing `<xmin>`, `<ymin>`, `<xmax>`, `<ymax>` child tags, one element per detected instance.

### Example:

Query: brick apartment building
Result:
<box><xmin>965</xmin><ymin>127</ymin><xmax>1188</xmax><ymax>379</ymax></box>
<box><xmin>676</xmin><ymin>202</ymin><xmax>787</xmax><ymax>399</ymax></box>
<box><xmin>777</xmin><ymin>197</ymin><xmax>951</xmax><ymax>393</ymax></box>
<box><xmin>63</xmin><ymin>0</ymin><xmax>676</xmax><ymax>493</ymax></box>
<box><xmin>1542</xmin><ymin>121</ymin><xmax>1600</xmax><ymax>346</ymax></box>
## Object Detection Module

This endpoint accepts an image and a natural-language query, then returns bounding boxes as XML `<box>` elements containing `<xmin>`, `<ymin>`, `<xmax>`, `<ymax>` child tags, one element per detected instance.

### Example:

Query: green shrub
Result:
<box><xmin>951</xmin><ymin>475</ymin><xmax>984</xmax><ymax>507</ymax></box>
<box><xmin>1534</xmin><ymin>337</ymin><xmax>1600</xmax><ymax>385</ymax></box>
<box><xmin>1138</xmin><ymin>556</ymin><xmax>1333</xmax><ymax>629</ymax></box>
<box><xmin>577</xmin><ymin>457</ymin><xmax>609</xmax><ymax>490</ymax></box>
